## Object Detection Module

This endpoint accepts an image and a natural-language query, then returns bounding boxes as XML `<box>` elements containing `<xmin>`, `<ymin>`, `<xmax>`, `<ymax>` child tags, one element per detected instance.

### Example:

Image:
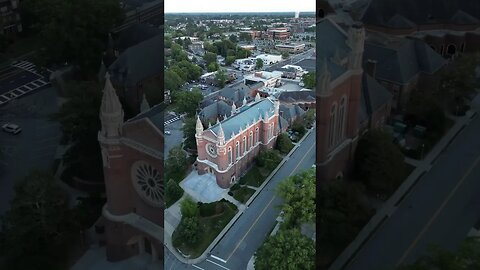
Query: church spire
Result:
<box><xmin>218</xmin><ymin>122</ymin><xmax>225</xmax><ymax>145</ymax></box>
<box><xmin>100</xmin><ymin>72</ymin><xmax>124</xmax><ymax>138</ymax></box>
<box><xmin>140</xmin><ymin>94</ymin><xmax>150</xmax><ymax>113</ymax></box>
<box><xmin>255</xmin><ymin>92</ymin><xmax>261</xmax><ymax>102</ymax></box>
<box><xmin>243</xmin><ymin>96</ymin><xmax>247</xmax><ymax>106</ymax></box>
<box><xmin>231</xmin><ymin>102</ymin><xmax>237</xmax><ymax>115</ymax></box>
<box><xmin>196</xmin><ymin>115</ymin><xmax>204</xmax><ymax>135</ymax></box>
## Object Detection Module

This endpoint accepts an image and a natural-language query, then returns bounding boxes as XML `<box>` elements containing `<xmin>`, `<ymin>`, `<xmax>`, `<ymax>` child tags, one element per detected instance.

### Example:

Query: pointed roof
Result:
<box><xmin>140</xmin><ymin>94</ymin><xmax>150</xmax><ymax>113</ymax></box>
<box><xmin>218</xmin><ymin>122</ymin><xmax>225</xmax><ymax>138</ymax></box>
<box><xmin>101</xmin><ymin>73</ymin><xmax>123</xmax><ymax>114</ymax></box>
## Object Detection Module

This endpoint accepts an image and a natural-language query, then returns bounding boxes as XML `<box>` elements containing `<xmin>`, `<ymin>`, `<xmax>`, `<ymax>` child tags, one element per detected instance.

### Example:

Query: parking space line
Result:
<box><xmin>206</xmin><ymin>259</ymin><xmax>230</xmax><ymax>270</ymax></box>
<box><xmin>192</xmin><ymin>265</ymin><xmax>204</xmax><ymax>270</ymax></box>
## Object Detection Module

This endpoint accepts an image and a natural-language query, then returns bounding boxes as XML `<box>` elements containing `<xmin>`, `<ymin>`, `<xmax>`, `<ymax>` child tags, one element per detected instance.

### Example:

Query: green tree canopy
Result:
<box><xmin>175</xmin><ymin>216</ymin><xmax>201</xmax><ymax>246</ymax></box>
<box><xmin>166</xmin><ymin>145</ymin><xmax>188</xmax><ymax>177</ymax></box>
<box><xmin>239</xmin><ymin>32</ymin><xmax>253</xmax><ymax>42</ymax></box>
<box><xmin>276</xmin><ymin>133</ymin><xmax>294</xmax><ymax>154</ymax></box>
<box><xmin>51</xmin><ymin>80</ymin><xmax>104</xmax><ymax>182</ymax></box>
<box><xmin>255</xmin><ymin>229</ymin><xmax>315</xmax><ymax>270</ymax></box>
<box><xmin>256</xmin><ymin>150</ymin><xmax>282</xmax><ymax>171</ymax></box>
<box><xmin>256</xmin><ymin>58</ymin><xmax>264</xmax><ymax>70</ymax></box>
<box><xmin>180</xmin><ymin>196</ymin><xmax>198</xmax><ymax>218</ymax></box>
<box><xmin>354</xmin><ymin>129</ymin><xmax>406</xmax><ymax>195</ymax></box>
<box><xmin>165</xmin><ymin>69</ymin><xmax>184</xmax><ymax>91</ymax></box>
<box><xmin>302</xmin><ymin>72</ymin><xmax>316</xmax><ymax>89</ymax></box>
<box><xmin>226</xmin><ymin>55</ymin><xmax>236</xmax><ymax>66</ymax></box>
<box><xmin>281</xmin><ymin>51</ymin><xmax>289</xmax><ymax>59</ymax></box>
<box><xmin>215</xmin><ymin>68</ymin><xmax>228</xmax><ymax>88</ymax></box>
<box><xmin>172</xmin><ymin>89</ymin><xmax>203</xmax><ymax>117</ymax></box>
<box><xmin>277</xmin><ymin>169</ymin><xmax>315</xmax><ymax>228</ymax></box>
<box><xmin>182</xmin><ymin>116</ymin><xmax>198</xmax><ymax>152</ymax></box>
<box><xmin>204</xmin><ymin>51</ymin><xmax>217</xmax><ymax>65</ymax></box>
<box><xmin>208</xmin><ymin>62</ymin><xmax>219</xmax><ymax>72</ymax></box>
<box><xmin>398</xmin><ymin>237</ymin><xmax>480</xmax><ymax>270</ymax></box>
<box><xmin>229</xmin><ymin>34</ymin><xmax>238</xmax><ymax>43</ymax></box>
<box><xmin>0</xmin><ymin>170</ymin><xmax>76</xmax><ymax>270</ymax></box>
<box><xmin>22</xmin><ymin>0</ymin><xmax>124</xmax><ymax>77</ymax></box>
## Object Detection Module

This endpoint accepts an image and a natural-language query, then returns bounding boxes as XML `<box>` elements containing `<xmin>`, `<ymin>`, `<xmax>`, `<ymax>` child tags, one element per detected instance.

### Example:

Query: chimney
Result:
<box><xmin>365</xmin><ymin>59</ymin><xmax>377</xmax><ymax>78</ymax></box>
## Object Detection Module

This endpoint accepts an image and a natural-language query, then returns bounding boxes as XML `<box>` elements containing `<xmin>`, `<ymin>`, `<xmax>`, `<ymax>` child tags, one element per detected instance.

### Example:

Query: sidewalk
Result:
<box><xmin>164</xmin><ymin>127</ymin><xmax>315</xmax><ymax>264</ymax></box>
<box><xmin>329</xmin><ymin>109</ymin><xmax>478</xmax><ymax>270</ymax></box>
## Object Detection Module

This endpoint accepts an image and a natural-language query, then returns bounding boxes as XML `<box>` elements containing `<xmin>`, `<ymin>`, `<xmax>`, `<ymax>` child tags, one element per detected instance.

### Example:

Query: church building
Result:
<box><xmin>195</xmin><ymin>95</ymin><xmax>280</xmax><ymax>188</ymax></box>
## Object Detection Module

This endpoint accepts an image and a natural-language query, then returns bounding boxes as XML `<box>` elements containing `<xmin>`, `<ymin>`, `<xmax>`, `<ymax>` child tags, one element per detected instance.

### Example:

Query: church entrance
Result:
<box><xmin>206</xmin><ymin>167</ymin><xmax>214</xmax><ymax>174</ymax></box>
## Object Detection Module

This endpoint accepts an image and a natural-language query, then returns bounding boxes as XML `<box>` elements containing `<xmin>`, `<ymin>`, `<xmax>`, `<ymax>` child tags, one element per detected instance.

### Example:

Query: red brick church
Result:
<box><xmin>195</xmin><ymin>95</ymin><xmax>280</xmax><ymax>188</ymax></box>
<box><xmin>97</xmin><ymin>73</ymin><xmax>164</xmax><ymax>263</ymax></box>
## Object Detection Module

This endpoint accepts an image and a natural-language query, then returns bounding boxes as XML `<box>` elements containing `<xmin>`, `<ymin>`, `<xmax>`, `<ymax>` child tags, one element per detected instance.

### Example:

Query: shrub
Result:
<box><xmin>276</xmin><ymin>133</ymin><xmax>294</xmax><ymax>154</ymax></box>
<box><xmin>199</xmin><ymin>202</ymin><xmax>221</xmax><ymax>217</ymax></box>
<box><xmin>180</xmin><ymin>196</ymin><xmax>198</xmax><ymax>218</ymax></box>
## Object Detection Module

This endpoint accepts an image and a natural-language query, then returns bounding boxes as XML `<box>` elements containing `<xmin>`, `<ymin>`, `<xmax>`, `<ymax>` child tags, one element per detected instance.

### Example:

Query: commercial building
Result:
<box><xmin>267</xmin><ymin>27</ymin><xmax>291</xmax><ymax>40</ymax></box>
<box><xmin>255</xmin><ymin>54</ymin><xmax>282</xmax><ymax>65</ymax></box>
<box><xmin>275</xmin><ymin>43</ymin><xmax>306</xmax><ymax>53</ymax></box>
<box><xmin>244</xmin><ymin>71</ymin><xmax>282</xmax><ymax>88</ymax></box>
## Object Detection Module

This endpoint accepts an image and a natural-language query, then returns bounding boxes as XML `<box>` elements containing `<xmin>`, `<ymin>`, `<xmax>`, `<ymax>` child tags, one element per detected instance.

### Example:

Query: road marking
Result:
<box><xmin>395</xmin><ymin>155</ymin><xmax>480</xmax><ymax>267</ymax></box>
<box><xmin>206</xmin><ymin>259</ymin><xmax>230</xmax><ymax>270</ymax></box>
<box><xmin>192</xmin><ymin>264</ymin><xmax>205</xmax><ymax>270</ymax></box>
<box><xmin>225</xmin><ymin>139</ymin><xmax>316</xmax><ymax>260</ymax></box>
<box><xmin>210</xmin><ymin>255</ymin><xmax>227</xmax><ymax>263</ymax></box>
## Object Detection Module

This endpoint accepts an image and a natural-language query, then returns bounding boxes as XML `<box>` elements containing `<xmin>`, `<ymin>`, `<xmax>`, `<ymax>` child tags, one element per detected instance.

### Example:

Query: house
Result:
<box><xmin>244</xmin><ymin>71</ymin><xmax>282</xmax><ymax>88</ymax></box>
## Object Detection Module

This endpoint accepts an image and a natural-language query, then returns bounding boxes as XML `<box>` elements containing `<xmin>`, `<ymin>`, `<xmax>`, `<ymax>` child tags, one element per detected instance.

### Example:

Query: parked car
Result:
<box><xmin>2</xmin><ymin>123</ymin><xmax>22</xmax><ymax>134</ymax></box>
<box><xmin>165</xmin><ymin>130</ymin><xmax>171</xmax><ymax>135</ymax></box>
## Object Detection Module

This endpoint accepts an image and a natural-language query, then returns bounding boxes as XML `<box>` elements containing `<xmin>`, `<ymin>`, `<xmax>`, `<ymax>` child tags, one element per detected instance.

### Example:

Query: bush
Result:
<box><xmin>176</xmin><ymin>216</ymin><xmax>201</xmax><ymax>245</ymax></box>
<box><xmin>180</xmin><ymin>197</ymin><xmax>198</xmax><ymax>218</ymax></box>
<box><xmin>199</xmin><ymin>202</ymin><xmax>221</xmax><ymax>217</ymax></box>
<box><xmin>166</xmin><ymin>179</ymin><xmax>184</xmax><ymax>207</ymax></box>
<box><xmin>276</xmin><ymin>133</ymin><xmax>294</xmax><ymax>154</ymax></box>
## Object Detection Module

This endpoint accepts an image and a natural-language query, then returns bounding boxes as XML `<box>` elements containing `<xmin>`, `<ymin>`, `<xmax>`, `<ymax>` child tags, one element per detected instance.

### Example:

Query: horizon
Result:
<box><xmin>165</xmin><ymin>0</ymin><xmax>315</xmax><ymax>13</ymax></box>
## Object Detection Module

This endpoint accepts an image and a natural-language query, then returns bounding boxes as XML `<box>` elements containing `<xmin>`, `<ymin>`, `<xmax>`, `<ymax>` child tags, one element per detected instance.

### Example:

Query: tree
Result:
<box><xmin>166</xmin><ymin>145</ymin><xmax>188</xmax><ymax>178</ymax></box>
<box><xmin>182</xmin><ymin>117</ymin><xmax>198</xmax><ymax>152</ymax></box>
<box><xmin>207</xmin><ymin>62</ymin><xmax>218</xmax><ymax>72</ymax></box>
<box><xmin>226</xmin><ymin>55</ymin><xmax>236</xmax><ymax>66</ymax></box>
<box><xmin>22</xmin><ymin>0</ymin><xmax>124</xmax><ymax>77</ymax></box>
<box><xmin>165</xmin><ymin>69</ymin><xmax>184</xmax><ymax>92</ymax></box>
<box><xmin>256</xmin><ymin>58</ymin><xmax>264</xmax><ymax>70</ymax></box>
<box><xmin>398</xmin><ymin>237</ymin><xmax>480</xmax><ymax>270</ymax></box>
<box><xmin>304</xmin><ymin>109</ymin><xmax>315</xmax><ymax>127</ymax></box>
<box><xmin>203</xmin><ymin>51</ymin><xmax>217</xmax><ymax>65</ymax></box>
<box><xmin>215</xmin><ymin>68</ymin><xmax>228</xmax><ymax>88</ymax></box>
<box><xmin>256</xmin><ymin>150</ymin><xmax>282</xmax><ymax>171</ymax></box>
<box><xmin>302</xmin><ymin>72</ymin><xmax>316</xmax><ymax>89</ymax></box>
<box><xmin>0</xmin><ymin>170</ymin><xmax>77</xmax><ymax>270</ymax></box>
<box><xmin>176</xmin><ymin>216</ymin><xmax>201</xmax><ymax>245</ymax></box>
<box><xmin>166</xmin><ymin>179</ymin><xmax>184</xmax><ymax>207</ymax></box>
<box><xmin>291</xmin><ymin>118</ymin><xmax>306</xmax><ymax>136</ymax></box>
<box><xmin>172</xmin><ymin>89</ymin><xmax>203</xmax><ymax>117</ymax></box>
<box><xmin>281</xmin><ymin>51</ymin><xmax>289</xmax><ymax>59</ymax></box>
<box><xmin>318</xmin><ymin>180</ymin><xmax>373</xmax><ymax>249</ymax></box>
<box><xmin>255</xmin><ymin>229</ymin><xmax>315</xmax><ymax>270</ymax></box>
<box><xmin>276</xmin><ymin>133</ymin><xmax>294</xmax><ymax>154</ymax></box>
<box><xmin>236</xmin><ymin>48</ymin><xmax>252</xmax><ymax>59</ymax></box>
<box><xmin>180</xmin><ymin>196</ymin><xmax>198</xmax><ymax>218</ymax></box>
<box><xmin>239</xmin><ymin>32</ymin><xmax>253</xmax><ymax>42</ymax></box>
<box><xmin>277</xmin><ymin>169</ymin><xmax>315</xmax><ymax>228</ymax></box>
<box><xmin>355</xmin><ymin>129</ymin><xmax>406</xmax><ymax>195</ymax></box>
<box><xmin>51</xmin><ymin>80</ymin><xmax>104</xmax><ymax>182</ymax></box>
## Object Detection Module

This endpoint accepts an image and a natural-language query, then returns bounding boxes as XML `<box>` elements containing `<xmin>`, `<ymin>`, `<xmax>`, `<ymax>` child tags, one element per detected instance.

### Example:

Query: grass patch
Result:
<box><xmin>173</xmin><ymin>201</ymin><xmax>237</xmax><ymax>258</ymax></box>
<box><xmin>231</xmin><ymin>186</ymin><xmax>256</xmax><ymax>204</ymax></box>
<box><xmin>239</xmin><ymin>166</ymin><xmax>266</xmax><ymax>187</ymax></box>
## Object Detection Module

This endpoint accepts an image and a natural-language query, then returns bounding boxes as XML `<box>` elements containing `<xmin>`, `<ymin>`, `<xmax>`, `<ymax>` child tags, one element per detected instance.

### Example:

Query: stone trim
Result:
<box><xmin>120</xmin><ymin>138</ymin><xmax>163</xmax><ymax>160</ymax></box>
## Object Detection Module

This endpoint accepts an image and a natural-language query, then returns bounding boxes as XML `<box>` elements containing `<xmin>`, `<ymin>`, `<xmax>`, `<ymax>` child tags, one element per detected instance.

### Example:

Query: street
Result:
<box><xmin>345</xmin><ymin>112</ymin><xmax>480</xmax><ymax>269</ymax></box>
<box><xmin>0</xmin><ymin>86</ymin><xmax>62</xmax><ymax>215</ymax></box>
<box><xmin>165</xmin><ymin>127</ymin><xmax>316</xmax><ymax>270</ymax></box>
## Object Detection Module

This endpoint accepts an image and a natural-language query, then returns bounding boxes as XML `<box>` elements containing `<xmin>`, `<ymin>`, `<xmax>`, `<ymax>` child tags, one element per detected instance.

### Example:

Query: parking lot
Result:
<box><xmin>0</xmin><ymin>86</ymin><xmax>61</xmax><ymax>214</ymax></box>
<box><xmin>164</xmin><ymin>118</ymin><xmax>184</xmax><ymax>159</ymax></box>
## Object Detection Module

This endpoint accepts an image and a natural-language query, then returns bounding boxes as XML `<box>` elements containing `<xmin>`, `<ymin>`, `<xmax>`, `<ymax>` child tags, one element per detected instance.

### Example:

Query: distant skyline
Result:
<box><xmin>165</xmin><ymin>0</ymin><xmax>315</xmax><ymax>13</ymax></box>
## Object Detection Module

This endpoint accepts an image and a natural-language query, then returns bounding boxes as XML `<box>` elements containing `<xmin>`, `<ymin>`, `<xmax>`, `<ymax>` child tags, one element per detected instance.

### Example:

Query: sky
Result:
<box><xmin>165</xmin><ymin>0</ymin><xmax>315</xmax><ymax>13</ymax></box>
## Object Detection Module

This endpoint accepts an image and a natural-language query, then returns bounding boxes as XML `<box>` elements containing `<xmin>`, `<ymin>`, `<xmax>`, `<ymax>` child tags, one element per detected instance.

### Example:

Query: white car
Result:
<box><xmin>2</xmin><ymin>123</ymin><xmax>21</xmax><ymax>134</ymax></box>
<box><xmin>164</xmin><ymin>130</ymin><xmax>171</xmax><ymax>135</ymax></box>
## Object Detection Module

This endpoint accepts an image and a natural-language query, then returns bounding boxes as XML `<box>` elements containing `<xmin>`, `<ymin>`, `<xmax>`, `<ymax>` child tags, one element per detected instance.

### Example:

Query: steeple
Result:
<box><xmin>196</xmin><ymin>116</ymin><xmax>204</xmax><ymax>135</ymax></box>
<box><xmin>140</xmin><ymin>94</ymin><xmax>150</xmax><ymax>113</ymax></box>
<box><xmin>231</xmin><ymin>102</ymin><xmax>237</xmax><ymax>115</ymax></box>
<box><xmin>218</xmin><ymin>122</ymin><xmax>225</xmax><ymax>145</ymax></box>
<box><xmin>243</xmin><ymin>96</ymin><xmax>247</xmax><ymax>106</ymax></box>
<box><xmin>100</xmin><ymin>72</ymin><xmax>124</xmax><ymax>138</ymax></box>
<box><xmin>255</xmin><ymin>92</ymin><xmax>261</xmax><ymax>102</ymax></box>
<box><xmin>318</xmin><ymin>59</ymin><xmax>331</xmax><ymax>96</ymax></box>
<box><xmin>216</xmin><ymin>117</ymin><xmax>220</xmax><ymax>124</ymax></box>
<box><xmin>274</xmin><ymin>99</ymin><xmax>280</xmax><ymax>115</ymax></box>
<box><xmin>347</xmin><ymin>22</ymin><xmax>365</xmax><ymax>70</ymax></box>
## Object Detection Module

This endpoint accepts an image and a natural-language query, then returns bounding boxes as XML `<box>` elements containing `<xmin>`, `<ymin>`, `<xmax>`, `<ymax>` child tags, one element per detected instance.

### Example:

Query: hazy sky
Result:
<box><xmin>165</xmin><ymin>0</ymin><xmax>315</xmax><ymax>13</ymax></box>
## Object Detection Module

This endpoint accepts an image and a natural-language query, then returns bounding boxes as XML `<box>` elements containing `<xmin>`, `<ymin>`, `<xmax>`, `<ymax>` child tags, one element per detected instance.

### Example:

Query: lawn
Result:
<box><xmin>238</xmin><ymin>165</ymin><xmax>272</xmax><ymax>187</ymax></box>
<box><xmin>231</xmin><ymin>186</ymin><xmax>256</xmax><ymax>204</ymax></box>
<box><xmin>172</xmin><ymin>201</ymin><xmax>237</xmax><ymax>258</ymax></box>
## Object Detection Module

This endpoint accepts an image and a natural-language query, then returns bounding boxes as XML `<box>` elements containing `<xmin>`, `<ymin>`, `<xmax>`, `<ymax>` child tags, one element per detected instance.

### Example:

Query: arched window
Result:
<box><xmin>243</xmin><ymin>136</ymin><xmax>247</xmax><ymax>154</ymax></box>
<box><xmin>249</xmin><ymin>131</ymin><xmax>253</xmax><ymax>149</ymax></box>
<box><xmin>228</xmin><ymin>147</ymin><xmax>232</xmax><ymax>164</ymax></box>
<box><xmin>236</xmin><ymin>141</ymin><xmax>240</xmax><ymax>160</ymax></box>
<box><xmin>337</xmin><ymin>97</ymin><xmax>347</xmax><ymax>142</ymax></box>
<box><xmin>255</xmin><ymin>127</ymin><xmax>259</xmax><ymax>143</ymax></box>
<box><xmin>271</xmin><ymin>123</ymin><xmax>275</xmax><ymax>138</ymax></box>
<box><xmin>329</xmin><ymin>103</ymin><xmax>337</xmax><ymax>148</ymax></box>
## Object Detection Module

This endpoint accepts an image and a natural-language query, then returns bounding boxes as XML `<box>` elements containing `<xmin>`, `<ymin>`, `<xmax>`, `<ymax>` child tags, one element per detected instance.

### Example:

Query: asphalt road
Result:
<box><xmin>0</xmin><ymin>67</ymin><xmax>41</xmax><ymax>95</ymax></box>
<box><xmin>0</xmin><ymin>86</ymin><xmax>62</xmax><ymax>215</ymax></box>
<box><xmin>265</xmin><ymin>48</ymin><xmax>316</xmax><ymax>72</ymax></box>
<box><xmin>164</xmin><ymin>119</ymin><xmax>184</xmax><ymax>159</ymax></box>
<box><xmin>165</xmin><ymin>127</ymin><xmax>316</xmax><ymax>270</ymax></box>
<box><xmin>345</xmin><ymin>114</ymin><xmax>480</xmax><ymax>270</ymax></box>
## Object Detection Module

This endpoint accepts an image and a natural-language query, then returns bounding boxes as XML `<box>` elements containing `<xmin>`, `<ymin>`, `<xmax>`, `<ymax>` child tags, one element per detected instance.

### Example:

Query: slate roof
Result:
<box><xmin>362</xmin><ymin>0</ymin><xmax>480</xmax><ymax>28</ymax></box>
<box><xmin>316</xmin><ymin>18</ymin><xmax>351</xmax><ymax>80</ymax></box>
<box><xmin>278</xmin><ymin>90</ymin><xmax>316</xmax><ymax>103</ymax></box>
<box><xmin>209</xmin><ymin>98</ymin><xmax>275</xmax><ymax>140</ymax></box>
<box><xmin>361</xmin><ymin>73</ymin><xmax>392</xmax><ymax>115</ymax></box>
<box><xmin>199</xmin><ymin>100</ymin><xmax>232</xmax><ymax>121</ymax></box>
<box><xmin>115</xmin><ymin>23</ymin><xmax>162</xmax><ymax>53</ymax></box>
<box><xmin>127</xmin><ymin>102</ymin><xmax>165</xmax><ymax>131</ymax></box>
<box><xmin>279</xmin><ymin>104</ymin><xmax>305</xmax><ymax>122</ymax></box>
<box><xmin>363</xmin><ymin>36</ymin><xmax>446</xmax><ymax>84</ymax></box>
<box><xmin>294</xmin><ymin>58</ymin><xmax>316</xmax><ymax>72</ymax></box>
<box><xmin>109</xmin><ymin>34</ymin><xmax>162</xmax><ymax>87</ymax></box>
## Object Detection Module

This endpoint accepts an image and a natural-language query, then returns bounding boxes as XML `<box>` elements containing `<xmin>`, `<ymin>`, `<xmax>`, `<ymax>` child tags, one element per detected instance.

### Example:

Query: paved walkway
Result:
<box><xmin>180</xmin><ymin>171</ymin><xmax>227</xmax><ymax>203</ymax></box>
<box><xmin>329</xmin><ymin>106</ymin><xmax>478</xmax><ymax>270</ymax></box>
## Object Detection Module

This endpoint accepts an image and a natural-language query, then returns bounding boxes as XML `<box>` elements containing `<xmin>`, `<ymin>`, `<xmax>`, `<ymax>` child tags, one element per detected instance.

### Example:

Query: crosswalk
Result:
<box><xmin>164</xmin><ymin>115</ymin><xmax>180</xmax><ymax>126</ymax></box>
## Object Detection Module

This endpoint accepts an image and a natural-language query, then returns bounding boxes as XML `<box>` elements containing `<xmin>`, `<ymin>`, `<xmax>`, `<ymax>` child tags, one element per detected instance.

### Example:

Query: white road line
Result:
<box><xmin>210</xmin><ymin>255</ymin><xmax>227</xmax><ymax>263</ymax></box>
<box><xmin>206</xmin><ymin>259</ymin><xmax>230</xmax><ymax>270</ymax></box>
<box><xmin>192</xmin><ymin>265</ymin><xmax>204</xmax><ymax>270</ymax></box>
<box><xmin>23</xmin><ymin>85</ymin><xmax>33</xmax><ymax>90</ymax></box>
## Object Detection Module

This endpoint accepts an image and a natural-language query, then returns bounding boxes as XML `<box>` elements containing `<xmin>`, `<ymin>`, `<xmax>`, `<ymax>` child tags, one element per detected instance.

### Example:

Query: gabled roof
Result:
<box><xmin>109</xmin><ymin>34</ymin><xmax>162</xmax><ymax>87</ymax></box>
<box><xmin>361</xmin><ymin>73</ymin><xmax>392</xmax><ymax>115</ymax></box>
<box><xmin>279</xmin><ymin>104</ymin><xmax>305</xmax><ymax>122</ymax></box>
<box><xmin>208</xmin><ymin>98</ymin><xmax>275</xmax><ymax>141</ymax></box>
<box><xmin>127</xmin><ymin>102</ymin><xmax>165</xmax><ymax>131</ymax></box>
<box><xmin>199</xmin><ymin>100</ymin><xmax>231</xmax><ymax>121</ymax></box>
<box><xmin>363</xmin><ymin>36</ymin><xmax>446</xmax><ymax>84</ymax></box>
<box><xmin>278</xmin><ymin>90</ymin><xmax>316</xmax><ymax>103</ymax></box>
<box><xmin>316</xmin><ymin>18</ymin><xmax>351</xmax><ymax>80</ymax></box>
<box><xmin>362</xmin><ymin>0</ymin><xmax>480</xmax><ymax>27</ymax></box>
